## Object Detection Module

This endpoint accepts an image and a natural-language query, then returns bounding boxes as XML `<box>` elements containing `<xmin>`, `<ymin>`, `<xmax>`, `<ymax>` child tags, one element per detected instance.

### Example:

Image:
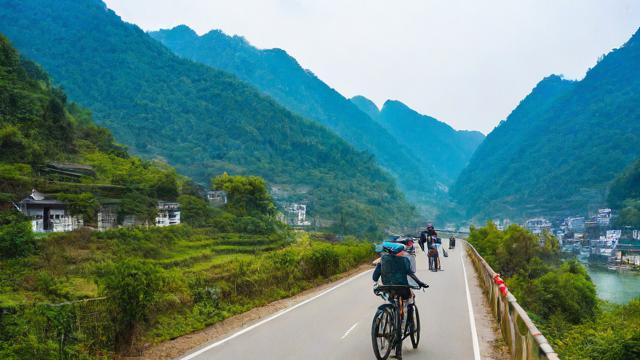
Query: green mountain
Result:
<box><xmin>0</xmin><ymin>0</ymin><xmax>416</xmax><ymax>234</ymax></box>
<box><xmin>149</xmin><ymin>25</ymin><xmax>441</xmax><ymax>208</ymax></box>
<box><xmin>608</xmin><ymin>158</ymin><xmax>640</xmax><ymax>227</ymax></box>
<box><xmin>452</xmin><ymin>28</ymin><xmax>640</xmax><ymax>220</ymax></box>
<box><xmin>351</xmin><ymin>96</ymin><xmax>485</xmax><ymax>184</ymax></box>
<box><xmin>0</xmin><ymin>32</ymin><xmax>181</xmax><ymax>221</ymax></box>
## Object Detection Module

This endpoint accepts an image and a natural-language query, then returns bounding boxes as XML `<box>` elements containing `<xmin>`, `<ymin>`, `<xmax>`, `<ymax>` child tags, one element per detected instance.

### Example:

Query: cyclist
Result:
<box><xmin>449</xmin><ymin>236</ymin><xmax>456</xmax><ymax>249</ymax></box>
<box><xmin>373</xmin><ymin>242</ymin><xmax>428</xmax><ymax>359</ymax></box>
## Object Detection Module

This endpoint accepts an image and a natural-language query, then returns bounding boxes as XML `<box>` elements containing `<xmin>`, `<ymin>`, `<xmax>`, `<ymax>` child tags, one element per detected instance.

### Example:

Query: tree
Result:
<box><xmin>498</xmin><ymin>225</ymin><xmax>540</xmax><ymax>276</ymax></box>
<box><xmin>177</xmin><ymin>195</ymin><xmax>211</xmax><ymax>228</ymax></box>
<box><xmin>56</xmin><ymin>193</ymin><xmax>99</xmax><ymax>226</ymax></box>
<box><xmin>526</xmin><ymin>260</ymin><xmax>597</xmax><ymax>324</ymax></box>
<box><xmin>0</xmin><ymin>210</ymin><xmax>35</xmax><ymax>258</ymax></box>
<box><xmin>212</xmin><ymin>174</ymin><xmax>275</xmax><ymax>217</ymax></box>
<box><xmin>101</xmin><ymin>260</ymin><xmax>164</xmax><ymax>353</ymax></box>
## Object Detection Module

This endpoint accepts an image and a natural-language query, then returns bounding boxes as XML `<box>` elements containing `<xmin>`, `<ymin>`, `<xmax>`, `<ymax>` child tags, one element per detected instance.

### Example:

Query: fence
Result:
<box><xmin>465</xmin><ymin>241</ymin><xmax>560</xmax><ymax>360</ymax></box>
<box><xmin>1</xmin><ymin>297</ymin><xmax>113</xmax><ymax>357</ymax></box>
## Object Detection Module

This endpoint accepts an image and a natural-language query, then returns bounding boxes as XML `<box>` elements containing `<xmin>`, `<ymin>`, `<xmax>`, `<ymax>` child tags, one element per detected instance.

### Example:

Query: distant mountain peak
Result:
<box><xmin>350</xmin><ymin>95</ymin><xmax>379</xmax><ymax>120</ymax></box>
<box><xmin>166</xmin><ymin>24</ymin><xmax>198</xmax><ymax>38</ymax></box>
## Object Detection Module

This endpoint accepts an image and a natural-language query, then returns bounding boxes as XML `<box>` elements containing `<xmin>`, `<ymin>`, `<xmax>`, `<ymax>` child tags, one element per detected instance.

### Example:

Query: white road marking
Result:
<box><xmin>461</xmin><ymin>250</ymin><xmax>482</xmax><ymax>360</ymax></box>
<box><xmin>340</xmin><ymin>322</ymin><xmax>359</xmax><ymax>340</ymax></box>
<box><xmin>179</xmin><ymin>269</ymin><xmax>374</xmax><ymax>360</ymax></box>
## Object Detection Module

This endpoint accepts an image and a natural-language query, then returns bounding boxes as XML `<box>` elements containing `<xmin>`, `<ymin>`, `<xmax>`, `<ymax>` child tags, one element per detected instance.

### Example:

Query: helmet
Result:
<box><xmin>395</xmin><ymin>236</ymin><xmax>414</xmax><ymax>247</ymax></box>
<box><xmin>382</xmin><ymin>241</ymin><xmax>406</xmax><ymax>255</ymax></box>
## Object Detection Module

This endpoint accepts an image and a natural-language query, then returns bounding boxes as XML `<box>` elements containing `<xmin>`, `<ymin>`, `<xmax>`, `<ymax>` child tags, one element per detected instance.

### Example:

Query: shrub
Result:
<box><xmin>100</xmin><ymin>260</ymin><xmax>165</xmax><ymax>354</ymax></box>
<box><xmin>0</xmin><ymin>210</ymin><xmax>36</xmax><ymax>258</ymax></box>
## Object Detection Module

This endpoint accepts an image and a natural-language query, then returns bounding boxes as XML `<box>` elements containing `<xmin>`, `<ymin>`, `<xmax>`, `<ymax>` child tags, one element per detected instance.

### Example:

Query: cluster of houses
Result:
<box><xmin>10</xmin><ymin>160</ymin><xmax>317</xmax><ymax>234</ymax></box>
<box><xmin>16</xmin><ymin>189</ymin><xmax>182</xmax><ymax>233</ymax></box>
<box><xmin>498</xmin><ymin>208</ymin><xmax>640</xmax><ymax>264</ymax></box>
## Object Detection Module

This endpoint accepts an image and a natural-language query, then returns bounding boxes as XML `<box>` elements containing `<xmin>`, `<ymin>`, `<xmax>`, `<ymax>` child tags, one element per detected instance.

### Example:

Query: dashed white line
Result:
<box><xmin>179</xmin><ymin>269</ymin><xmax>373</xmax><ymax>360</ymax></box>
<box><xmin>461</xmin><ymin>251</ymin><xmax>482</xmax><ymax>360</ymax></box>
<box><xmin>340</xmin><ymin>322</ymin><xmax>359</xmax><ymax>340</ymax></box>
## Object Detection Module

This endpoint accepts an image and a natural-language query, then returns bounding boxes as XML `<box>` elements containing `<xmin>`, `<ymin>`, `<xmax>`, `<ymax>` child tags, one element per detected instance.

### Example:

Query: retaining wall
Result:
<box><xmin>465</xmin><ymin>241</ymin><xmax>560</xmax><ymax>360</ymax></box>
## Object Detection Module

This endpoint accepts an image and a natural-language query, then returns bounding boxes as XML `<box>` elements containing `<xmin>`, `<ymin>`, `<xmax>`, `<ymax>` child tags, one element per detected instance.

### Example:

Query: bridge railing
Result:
<box><xmin>465</xmin><ymin>241</ymin><xmax>560</xmax><ymax>360</ymax></box>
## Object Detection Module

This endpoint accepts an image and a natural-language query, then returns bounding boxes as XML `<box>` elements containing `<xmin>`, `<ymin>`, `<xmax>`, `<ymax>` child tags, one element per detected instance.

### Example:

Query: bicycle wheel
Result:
<box><xmin>410</xmin><ymin>305</ymin><xmax>421</xmax><ymax>348</ymax></box>
<box><xmin>371</xmin><ymin>305</ymin><xmax>395</xmax><ymax>360</ymax></box>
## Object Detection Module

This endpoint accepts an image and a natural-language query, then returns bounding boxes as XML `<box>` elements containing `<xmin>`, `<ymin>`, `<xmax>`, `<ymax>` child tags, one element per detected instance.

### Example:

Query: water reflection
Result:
<box><xmin>586</xmin><ymin>264</ymin><xmax>640</xmax><ymax>304</ymax></box>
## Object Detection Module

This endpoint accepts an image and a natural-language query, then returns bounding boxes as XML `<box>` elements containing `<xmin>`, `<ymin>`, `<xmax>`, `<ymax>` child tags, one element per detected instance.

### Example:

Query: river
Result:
<box><xmin>587</xmin><ymin>264</ymin><xmax>640</xmax><ymax>304</ymax></box>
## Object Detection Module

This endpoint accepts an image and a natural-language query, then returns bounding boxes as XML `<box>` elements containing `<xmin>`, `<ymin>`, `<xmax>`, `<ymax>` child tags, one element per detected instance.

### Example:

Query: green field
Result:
<box><xmin>0</xmin><ymin>225</ymin><xmax>374</xmax><ymax>358</ymax></box>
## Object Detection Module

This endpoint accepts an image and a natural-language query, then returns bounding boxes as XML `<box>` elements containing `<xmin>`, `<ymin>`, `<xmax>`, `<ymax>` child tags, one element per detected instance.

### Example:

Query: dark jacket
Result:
<box><xmin>373</xmin><ymin>254</ymin><xmax>425</xmax><ymax>287</ymax></box>
<box><xmin>419</xmin><ymin>231</ymin><xmax>438</xmax><ymax>251</ymax></box>
<box><xmin>419</xmin><ymin>231</ymin><xmax>428</xmax><ymax>251</ymax></box>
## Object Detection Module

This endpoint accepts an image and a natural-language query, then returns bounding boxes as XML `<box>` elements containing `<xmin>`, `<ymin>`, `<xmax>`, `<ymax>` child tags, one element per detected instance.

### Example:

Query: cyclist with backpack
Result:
<box><xmin>373</xmin><ymin>242</ymin><xmax>428</xmax><ymax>359</ymax></box>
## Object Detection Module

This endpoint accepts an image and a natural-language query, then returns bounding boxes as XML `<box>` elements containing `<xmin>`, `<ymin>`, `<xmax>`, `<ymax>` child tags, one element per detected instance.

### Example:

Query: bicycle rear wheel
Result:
<box><xmin>371</xmin><ymin>305</ymin><xmax>395</xmax><ymax>360</ymax></box>
<box><xmin>410</xmin><ymin>305</ymin><xmax>421</xmax><ymax>348</ymax></box>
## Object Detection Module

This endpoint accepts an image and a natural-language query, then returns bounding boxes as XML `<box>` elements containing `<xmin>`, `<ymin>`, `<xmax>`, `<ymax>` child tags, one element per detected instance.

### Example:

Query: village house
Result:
<box><xmin>286</xmin><ymin>203</ymin><xmax>311</xmax><ymax>227</ymax></box>
<box><xmin>524</xmin><ymin>217</ymin><xmax>552</xmax><ymax>235</ymax></box>
<box><xmin>18</xmin><ymin>189</ymin><xmax>83</xmax><ymax>233</ymax></box>
<box><xmin>597</xmin><ymin>208</ymin><xmax>612</xmax><ymax>227</ymax></box>
<box><xmin>206</xmin><ymin>190</ymin><xmax>227</xmax><ymax>207</ymax></box>
<box><xmin>99</xmin><ymin>201</ymin><xmax>181</xmax><ymax>229</ymax></box>
<box><xmin>97</xmin><ymin>202</ymin><xmax>119</xmax><ymax>231</ymax></box>
<box><xmin>156</xmin><ymin>201</ymin><xmax>181</xmax><ymax>227</ymax></box>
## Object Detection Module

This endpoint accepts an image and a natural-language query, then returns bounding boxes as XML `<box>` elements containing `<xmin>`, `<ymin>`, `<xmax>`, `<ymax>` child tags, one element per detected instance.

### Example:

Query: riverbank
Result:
<box><xmin>586</xmin><ymin>263</ymin><xmax>640</xmax><ymax>304</ymax></box>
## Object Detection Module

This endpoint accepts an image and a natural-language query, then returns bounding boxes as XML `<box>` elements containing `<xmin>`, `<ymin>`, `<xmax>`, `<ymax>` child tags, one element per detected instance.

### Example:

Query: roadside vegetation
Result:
<box><xmin>0</xmin><ymin>200</ymin><xmax>374</xmax><ymax>358</ymax></box>
<box><xmin>468</xmin><ymin>223</ymin><xmax>640</xmax><ymax>359</ymax></box>
<box><xmin>0</xmin><ymin>34</ymin><xmax>376</xmax><ymax>359</ymax></box>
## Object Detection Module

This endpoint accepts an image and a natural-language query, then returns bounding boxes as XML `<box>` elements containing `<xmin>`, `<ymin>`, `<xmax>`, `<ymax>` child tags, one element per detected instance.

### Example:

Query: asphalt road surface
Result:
<box><xmin>180</xmin><ymin>243</ymin><xmax>481</xmax><ymax>360</ymax></box>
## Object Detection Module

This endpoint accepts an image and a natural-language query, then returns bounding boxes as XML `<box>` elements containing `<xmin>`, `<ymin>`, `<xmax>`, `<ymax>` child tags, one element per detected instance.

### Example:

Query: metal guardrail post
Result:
<box><xmin>464</xmin><ymin>241</ymin><xmax>560</xmax><ymax>360</ymax></box>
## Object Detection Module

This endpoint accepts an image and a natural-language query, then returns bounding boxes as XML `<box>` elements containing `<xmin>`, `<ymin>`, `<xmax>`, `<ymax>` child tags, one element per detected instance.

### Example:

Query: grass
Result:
<box><xmin>0</xmin><ymin>225</ymin><xmax>375</xmax><ymax>359</ymax></box>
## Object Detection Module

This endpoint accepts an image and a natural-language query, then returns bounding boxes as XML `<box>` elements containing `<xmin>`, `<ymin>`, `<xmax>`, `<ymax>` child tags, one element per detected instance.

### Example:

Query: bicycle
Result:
<box><xmin>371</xmin><ymin>284</ymin><xmax>426</xmax><ymax>360</ymax></box>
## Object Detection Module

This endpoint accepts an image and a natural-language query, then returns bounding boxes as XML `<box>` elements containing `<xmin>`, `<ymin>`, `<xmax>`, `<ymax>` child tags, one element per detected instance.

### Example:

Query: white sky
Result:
<box><xmin>104</xmin><ymin>0</ymin><xmax>640</xmax><ymax>133</ymax></box>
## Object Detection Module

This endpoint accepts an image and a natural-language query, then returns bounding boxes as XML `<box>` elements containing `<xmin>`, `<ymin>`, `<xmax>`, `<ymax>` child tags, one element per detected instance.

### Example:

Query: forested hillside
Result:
<box><xmin>0</xmin><ymin>33</ymin><xmax>180</xmax><ymax>220</ymax></box>
<box><xmin>608</xmin><ymin>158</ymin><xmax>640</xmax><ymax>227</ymax></box>
<box><xmin>351</xmin><ymin>96</ymin><xmax>485</xmax><ymax>184</ymax></box>
<box><xmin>452</xmin><ymin>28</ymin><xmax>640</xmax><ymax>220</ymax></box>
<box><xmin>0</xmin><ymin>0</ymin><xmax>416</xmax><ymax>233</ymax></box>
<box><xmin>149</xmin><ymin>25</ymin><xmax>441</xmax><ymax>209</ymax></box>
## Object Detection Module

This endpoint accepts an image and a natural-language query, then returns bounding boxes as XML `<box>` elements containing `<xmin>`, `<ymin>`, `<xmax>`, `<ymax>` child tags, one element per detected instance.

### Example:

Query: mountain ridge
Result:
<box><xmin>150</xmin><ymin>24</ymin><xmax>448</xmax><ymax>212</ymax></box>
<box><xmin>351</xmin><ymin>96</ymin><xmax>485</xmax><ymax>184</ymax></box>
<box><xmin>0</xmin><ymin>0</ymin><xmax>417</xmax><ymax>234</ymax></box>
<box><xmin>451</xmin><ymin>28</ymin><xmax>640</xmax><ymax>221</ymax></box>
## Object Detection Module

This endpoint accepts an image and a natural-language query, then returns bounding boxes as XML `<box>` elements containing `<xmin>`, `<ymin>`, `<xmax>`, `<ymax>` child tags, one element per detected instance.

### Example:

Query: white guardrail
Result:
<box><xmin>465</xmin><ymin>241</ymin><xmax>560</xmax><ymax>360</ymax></box>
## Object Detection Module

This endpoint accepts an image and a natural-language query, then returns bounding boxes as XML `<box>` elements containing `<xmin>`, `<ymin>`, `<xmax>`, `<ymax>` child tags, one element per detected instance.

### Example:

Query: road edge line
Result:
<box><xmin>179</xmin><ymin>268</ymin><xmax>374</xmax><ymax>360</ymax></box>
<box><xmin>461</xmin><ymin>250</ymin><xmax>482</xmax><ymax>360</ymax></box>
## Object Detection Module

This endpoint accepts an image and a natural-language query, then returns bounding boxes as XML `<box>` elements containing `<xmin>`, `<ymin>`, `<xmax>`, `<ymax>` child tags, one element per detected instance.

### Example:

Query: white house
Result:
<box><xmin>524</xmin><ymin>217</ymin><xmax>552</xmax><ymax>235</ymax></box>
<box><xmin>286</xmin><ymin>203</ymin><xmax>311</xmax><ymax>226</ymax></box>
<box><xmin>597</xmin><ymin>208</ymin><xmax>612</xmax><ymax>227</ymax></box>
<box><xmin>156</xmin><ymin>201</ymin><xmax>181</xmax><ymax>227</ymax></box>
<box><xmin>18</xmin><ymin>189</ymin><xmax>83</xmax><ymax>233</ymax></box>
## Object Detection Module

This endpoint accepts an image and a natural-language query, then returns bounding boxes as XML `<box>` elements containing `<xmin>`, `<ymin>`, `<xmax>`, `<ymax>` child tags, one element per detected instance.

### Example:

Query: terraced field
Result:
<box><xmin>0</xmin><ymin>226</ymin><xmax>292</xmax><ymax>305</ymax></box>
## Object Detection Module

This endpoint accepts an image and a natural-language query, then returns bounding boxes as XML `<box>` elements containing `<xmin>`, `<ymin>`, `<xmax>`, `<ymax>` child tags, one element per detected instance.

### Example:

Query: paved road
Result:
<box><xmin>180</xmin><ymin>243</ymin><xmax>481</xmax><ymax>360</ymax></box>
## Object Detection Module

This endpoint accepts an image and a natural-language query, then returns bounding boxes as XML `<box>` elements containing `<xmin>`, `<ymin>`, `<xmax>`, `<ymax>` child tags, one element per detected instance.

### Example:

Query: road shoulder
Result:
<box><xmin>131</xmin><ymin>263</ymin><xmax>374</xmax><ymax>360</ymax></box>
<box><xmin>463</xmin><ymin>244</ymin><xmax>510</xmax><ymax>360</ymax></box>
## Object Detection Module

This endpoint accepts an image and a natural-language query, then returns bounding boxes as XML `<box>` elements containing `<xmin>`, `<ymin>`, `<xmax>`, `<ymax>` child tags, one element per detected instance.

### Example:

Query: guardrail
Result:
<box><xmin>465</xmin><ymin>241</ymin><xmax>560</xmax><ymax>360</ymax></box>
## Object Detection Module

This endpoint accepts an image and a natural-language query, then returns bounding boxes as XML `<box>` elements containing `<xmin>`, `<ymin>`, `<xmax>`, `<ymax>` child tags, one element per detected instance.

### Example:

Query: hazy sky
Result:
<box><xmin>104</xmin><ymin>0</ymin><xmax>640</xmax><ymax>133</ymax></box>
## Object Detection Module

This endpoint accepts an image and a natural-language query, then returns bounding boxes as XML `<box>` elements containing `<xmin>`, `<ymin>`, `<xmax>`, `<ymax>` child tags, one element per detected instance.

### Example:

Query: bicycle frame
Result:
<box><xmin>374</xmin><ymin>287</ymin><xmax>416</xmax><ymax>341</ymax></box>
